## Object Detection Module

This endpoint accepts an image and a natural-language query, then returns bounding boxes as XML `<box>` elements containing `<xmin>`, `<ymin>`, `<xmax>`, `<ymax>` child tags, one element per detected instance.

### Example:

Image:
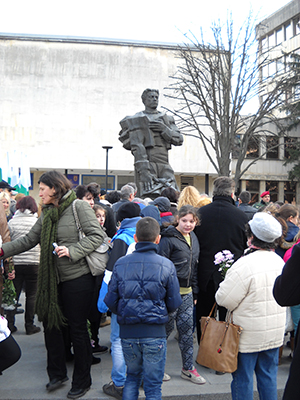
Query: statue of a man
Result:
<box><xmin>119</xmin><ymin>89</ymin><xmax>183</xmax><ymax>197</ymax></box>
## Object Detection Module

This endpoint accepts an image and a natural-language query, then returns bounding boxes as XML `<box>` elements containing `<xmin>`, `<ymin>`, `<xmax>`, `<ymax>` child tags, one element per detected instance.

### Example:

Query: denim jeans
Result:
<box><xmin>121</xmin><ymin>337</ymin><xmax>166</xmax><ymax>400</ymax></box>
<box><xmin>231</xmin><ymin>348</ymin><xmax>279</xmax><ymax>400</ymax></box>
<box><xmin>110</xmin><ymin>313</ymin><xmax>126</xmax><ymax>387</ymax></box>
<box><xmin>291</xmin><ymin>305</ymin><xmax>300</xmax><ymax>332</ymax></box>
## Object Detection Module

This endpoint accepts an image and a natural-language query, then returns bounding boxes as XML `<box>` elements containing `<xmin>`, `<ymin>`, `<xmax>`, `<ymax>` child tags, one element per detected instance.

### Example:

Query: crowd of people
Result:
<box><xmin>0</xmin><ymin>173</ymin><xmax>299</xmax><ymax>400</ymax></box>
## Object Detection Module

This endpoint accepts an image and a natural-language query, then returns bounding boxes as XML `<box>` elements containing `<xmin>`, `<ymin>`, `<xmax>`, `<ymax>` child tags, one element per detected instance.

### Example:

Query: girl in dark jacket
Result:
<box><xmin>158</xmin><ymin>205</ymin><xmax>206</xmax><ymax>385</ymax></box>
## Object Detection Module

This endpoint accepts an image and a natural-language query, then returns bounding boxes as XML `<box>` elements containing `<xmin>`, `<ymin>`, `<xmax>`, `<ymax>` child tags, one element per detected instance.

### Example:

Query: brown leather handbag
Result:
<box><xmin>196</xmin><ymin>303</ymin><xmax>243</xmax><ymax>373</ymax></box>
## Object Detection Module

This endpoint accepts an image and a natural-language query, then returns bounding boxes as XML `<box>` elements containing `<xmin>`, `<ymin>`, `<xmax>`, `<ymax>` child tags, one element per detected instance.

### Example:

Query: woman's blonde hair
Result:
<box><xmin>0</xmin><ymin>191</ymin><xmax>11</xmax><ymax>216</ymax></box>
<box><xmin>197</xmin><ymin>196</ymin><xmax>212</xmax><ymax>208</ymax></box>
<box><xmin>177</xmin><ymin>186</ymin><xmax>202</xmax><ymax>209</ymax></box>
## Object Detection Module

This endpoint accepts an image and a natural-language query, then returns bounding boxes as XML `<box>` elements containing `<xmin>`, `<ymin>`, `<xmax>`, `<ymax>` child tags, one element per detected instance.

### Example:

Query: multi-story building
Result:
<box><xmin>243</xmin><ymin>0</ymin><xmax>300</xmax><ymax>203</ymax></box>
<box><xmin>1</xmin><ymin>1</ymin><xmax>299</xmax><ymax>203</ymax></box>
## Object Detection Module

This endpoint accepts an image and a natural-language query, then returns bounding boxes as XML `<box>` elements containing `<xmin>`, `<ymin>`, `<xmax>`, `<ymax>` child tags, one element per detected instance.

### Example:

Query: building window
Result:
<box><xmin>269</xmin><ymin>32</ymin><xmax>275</xmax><ymax>48</ymax></box>
<box><xmin>293</xmin><ymin>17</ymin><xmax>300</xmax><ymax>36</ymax></box>
<box><xmin>276</xmin><ymin>28</ymin><xmax>283</xmax><ymax>45</ymax></box>
<box><xmin>266</xmin><ymin>181</ymin><xmax>278</xmax><ymax>202</ymax></box>
<box><xmin>180</xmin><ymin>176</ymin><xmax>194</xmax><ymax>191</ymax></box>
<box><xmin>246</xmin><ymin>180</ymin><xmax>260</xmax><ymax>204</ymax></box>
<box><xmin>285</xmin><ymin>23</ymin><xmax>293</xmax><ymax>40</ymax></box>
<box><xmin>266</xmin><ymin>136</ymin><xmax>279</xmax><ymax>159</ymax></box>
<box><xmin>284</xmin><ymin>181</ymin><xmax>297</xmax><ymax>204</ymax></box>
<box><xmin>117</xmin><ymin>175</ymin><xmax>134</xmax><ymax>190</ymax></box>
<box><xmin>269</xmin><ymin>61</ymin><xmax>276</xmax><ymax>77</ymax></box>
<box><xmin>246</xmin><ymin>137</ymin><xmax>259</xmax><ymax>158</ymax></box>
<box><xmin>261</xmin><ymin>37</ymin><xmax>268</xmax><ymax>53</ymax></box>
<box><xmin>276</xmin><ymin>57</ymin><xmax>285</xmax><ymax>74</ymax></box>
<box><xmin>262</xmin><ymin>64</ymin><xmax>269</xmax><ymax>80</ymax></box>
<box><xmin>295</xmin><ymin>84</ymin><xmax>300</xmax><ymax>101</ymax></box>
<box><xmin>284</xmin><ymin>137</ymin><xmax>298</xmax><ymax>159</ymax></box>
<box><xmin>81</xmin><ymin>174</ymin><xmax>115</xmax><ymax>190</ymax></box>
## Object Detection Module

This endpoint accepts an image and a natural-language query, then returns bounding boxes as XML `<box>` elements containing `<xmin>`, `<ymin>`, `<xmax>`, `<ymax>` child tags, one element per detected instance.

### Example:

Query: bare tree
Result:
<box><xmin>163</xmin><ymin>14</ymin><xmax>290</xmax><ymax>191</ymax></box>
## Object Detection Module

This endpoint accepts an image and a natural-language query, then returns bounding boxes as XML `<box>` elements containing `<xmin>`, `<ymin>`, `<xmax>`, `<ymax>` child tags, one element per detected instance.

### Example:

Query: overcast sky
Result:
<box><xmin>0</xmin><ymin>0</ymin><xmax>292</xmax><ymax>43</ymax></box>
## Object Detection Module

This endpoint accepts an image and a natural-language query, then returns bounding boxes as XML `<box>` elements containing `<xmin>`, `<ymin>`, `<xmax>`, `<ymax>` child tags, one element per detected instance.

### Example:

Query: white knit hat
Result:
<box><xmin>249</xmin><ymin>212</ymin><xmax>282</xmax><ymax>243</ymax></box>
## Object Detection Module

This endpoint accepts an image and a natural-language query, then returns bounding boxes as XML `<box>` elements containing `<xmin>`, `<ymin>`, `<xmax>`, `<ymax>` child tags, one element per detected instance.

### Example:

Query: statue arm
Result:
<box><xmin>160</xmin><ymin>116</ymin><xmax>183</xmax><ymax>146</ymax></box>
<box><xmin>149</xmin><ymin>115</ymin><xmax>183</xmax><ymax>147</ymax></box>
<box><xmin>130</xmin><ymin>130</ymin><xmax>154</xmax><ymax>193</ymax></box>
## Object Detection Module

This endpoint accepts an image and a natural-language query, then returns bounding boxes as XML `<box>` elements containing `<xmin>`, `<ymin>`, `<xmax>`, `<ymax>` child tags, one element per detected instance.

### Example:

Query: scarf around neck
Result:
<box><xmin>35</xmin><ymin>190</ymin><xmax>77</xmax><ymax>330</ymax></box>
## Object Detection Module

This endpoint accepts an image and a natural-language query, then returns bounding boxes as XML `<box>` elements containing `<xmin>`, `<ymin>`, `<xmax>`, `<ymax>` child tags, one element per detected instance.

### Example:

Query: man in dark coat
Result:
<box><xmin>238</xmin><ymin>190</ymin><xmax>257</xmax><ymax>221</ymax></box>
<box><xmin>273</xmin><ymin>243</ymin><xmax>300</xmax><ymax>400</ymax></box>
<box><xmin>194</xmin><ymin>177</ymin><xmax>248</xmax><ymax>344</ymax></box>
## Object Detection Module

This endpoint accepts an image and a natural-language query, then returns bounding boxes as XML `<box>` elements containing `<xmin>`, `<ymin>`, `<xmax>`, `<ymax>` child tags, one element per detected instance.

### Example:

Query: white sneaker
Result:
<box><xmin>181</xmin><ymin>366</ymin><xmax>206</xmax><ymax>385</ymax></box>
<box><xmin>163</xmin><ymin>373</ymin><xmax>171</xmax><ymax>381</ymax></box>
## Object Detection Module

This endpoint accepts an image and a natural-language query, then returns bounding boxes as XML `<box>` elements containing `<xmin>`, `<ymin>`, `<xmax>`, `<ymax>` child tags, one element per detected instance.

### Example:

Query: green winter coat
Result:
<box><xmin>2</xmin><ymin>197</ymin><xmax>105</xmax><ymax>283</ymax></box>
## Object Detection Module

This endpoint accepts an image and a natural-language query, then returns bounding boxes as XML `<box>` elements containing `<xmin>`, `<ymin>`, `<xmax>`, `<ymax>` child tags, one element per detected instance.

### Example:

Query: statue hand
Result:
<box><xmin>139</xmin><ymin>170</ymin><xmax>153</xmax><ymax>193</ymax></box>
<box><xmin>149</xmin><ymin>120</ymin><xmax>167</xmax><ymax>133</ymax></box>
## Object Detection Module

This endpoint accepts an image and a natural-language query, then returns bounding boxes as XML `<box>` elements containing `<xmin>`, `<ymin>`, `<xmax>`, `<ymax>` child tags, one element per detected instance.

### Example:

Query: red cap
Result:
<box><xmin>260</xmin><ymin>191</ymin><xmax>270</xmax><ymax>198</ymax></box>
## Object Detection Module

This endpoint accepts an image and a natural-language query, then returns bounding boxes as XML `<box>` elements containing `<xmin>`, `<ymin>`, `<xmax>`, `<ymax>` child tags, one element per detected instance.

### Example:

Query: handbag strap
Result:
<box><xmin>200</xmin><ymin>302</ymin><xmax>234</xmax><ymax>343</ymax></box>
<box><xmin>200</xmin><ymin>303</ymin><xmax>217</xmax><ymax>342</ymax></box>
<box><xmin>208</xmin><ymin>302</ymin><xmax>217</xmax><ymax>318</ymax></box>
<box><xmin>209</xmin><ymin>302</ymin><xmax>234</xmax><ymax>323</ymax></box>
<box><xmin>72</xmin><ymin>199</ymin><xmax>83</xmax><ymax>234</ymax></box>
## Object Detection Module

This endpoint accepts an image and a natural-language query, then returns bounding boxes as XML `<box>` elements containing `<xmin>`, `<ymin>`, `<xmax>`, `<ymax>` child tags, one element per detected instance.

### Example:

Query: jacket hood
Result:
<box><xmin>119</xmin><ymin>216</ymin><xmax>141</xmax><ymax>230</ymax></box>
<box><xmin>140</xmin><ymin>205</ymin><xmax>161</xmax><ymax>224</ymax></box>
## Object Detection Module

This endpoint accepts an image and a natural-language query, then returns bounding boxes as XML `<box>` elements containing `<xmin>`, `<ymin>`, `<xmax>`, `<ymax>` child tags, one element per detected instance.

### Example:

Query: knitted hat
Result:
<box><xmin>260</xmin><ymin>191</ymin><xmax>270</xmax><ymax>198</ymax></box>
<box><xmin>116</xmin><ymin>202</ymin><xmax>141</xmax><ymax>222</ymax></box>
<box><xmin>249</xmin><ymin>212</ymin><xmax>282</xmax><ymax>243</ymax></box>
<box><xmin>150</xmin><ymin>197</ymin><xmax>171</xmax><ymax>213</ymax></box>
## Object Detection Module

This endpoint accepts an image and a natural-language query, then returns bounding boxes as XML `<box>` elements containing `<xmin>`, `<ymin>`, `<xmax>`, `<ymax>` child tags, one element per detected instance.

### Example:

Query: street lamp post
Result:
<box><xmin>102</xmin><ymin>146</ymin><xmax>113</xmax><ymax>193</ymax></box>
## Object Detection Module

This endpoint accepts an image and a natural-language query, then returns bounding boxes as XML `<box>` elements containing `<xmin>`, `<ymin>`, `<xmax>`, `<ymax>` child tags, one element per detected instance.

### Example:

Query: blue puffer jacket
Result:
<box><xmin>104</xmin><ymin>242</ymin><xmax>182</xmax><ymax>338</ymax></box>
<box><xmin>106</xmin><ymin>216</ymin><xmax>141</xmax><ymax>271</ymax></box>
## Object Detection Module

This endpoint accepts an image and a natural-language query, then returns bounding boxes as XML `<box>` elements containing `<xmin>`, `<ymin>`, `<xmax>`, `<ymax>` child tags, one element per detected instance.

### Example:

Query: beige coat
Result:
<box><xmin>216</xmin><ymin>250</ymin><xmax>286</xmax><ymax>353</ymax></box>
<box><xmin>0</xmin><ymin>201</ymin><xmax>10</xmax><ymax>311</ymax></box>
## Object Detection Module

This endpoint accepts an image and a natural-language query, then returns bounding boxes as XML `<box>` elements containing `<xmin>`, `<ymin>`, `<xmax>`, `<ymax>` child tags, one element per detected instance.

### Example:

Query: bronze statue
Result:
<box><xmin>119</xmin><ymin>89</ymin><xmax>183</xmax><ymax>197</ymax></box>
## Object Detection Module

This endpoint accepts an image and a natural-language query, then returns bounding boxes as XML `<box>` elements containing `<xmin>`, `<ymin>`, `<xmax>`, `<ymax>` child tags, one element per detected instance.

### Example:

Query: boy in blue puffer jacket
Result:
<box><xmin>105</xmin><ymin>217</ymin><xmax>182</xmax><ymax>400</ymax></box>
<box><xmin>99</xmin><ymin>202</ymin><xmax>141</xmax><ymax>399</ymax></box>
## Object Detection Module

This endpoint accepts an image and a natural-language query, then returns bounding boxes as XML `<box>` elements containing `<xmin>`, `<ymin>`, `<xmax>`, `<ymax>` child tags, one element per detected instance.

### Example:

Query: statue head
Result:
<box><xmin>141</xmin><ymin>89</ymin><xmax>159</xmax><ymax>110</ymax></box>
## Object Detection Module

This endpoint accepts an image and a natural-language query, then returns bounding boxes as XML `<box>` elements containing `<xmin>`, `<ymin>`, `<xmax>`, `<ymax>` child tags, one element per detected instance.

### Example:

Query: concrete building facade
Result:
<box><xmin>0</xmin><ymin>9</ymin><xmax>299</xmax><ymax>203</ymax></box>
<box><xmin>251</xmin><ymin>0</ymin><xmax>300</xmax><ymax>204</ymax></box>
<box><xmin>0</xmin><ymin>34</ymin><xmax>217</xmax><ymax>200</ymax></box>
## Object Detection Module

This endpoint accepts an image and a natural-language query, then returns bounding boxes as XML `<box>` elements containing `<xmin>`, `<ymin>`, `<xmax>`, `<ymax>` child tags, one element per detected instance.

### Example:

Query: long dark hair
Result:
<box><xmin>277</xmin><ymin>204</ymin><xmax>299</xmax><ymax>221</ymax></box>
<box><xmin>38</xmin><ymin>171</ymin><xmax>72</xmax><ymax>202</ymax></box>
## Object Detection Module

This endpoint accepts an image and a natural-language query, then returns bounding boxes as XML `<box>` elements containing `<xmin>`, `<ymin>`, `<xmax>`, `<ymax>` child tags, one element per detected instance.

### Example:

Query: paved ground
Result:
<box><xmin>0</xmin><ymin>292</ymin><xmax>291</xmax><ymax>399</ymax></box>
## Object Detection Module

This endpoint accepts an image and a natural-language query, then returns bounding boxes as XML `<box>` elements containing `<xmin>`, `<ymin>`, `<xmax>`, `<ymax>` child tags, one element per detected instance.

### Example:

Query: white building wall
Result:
<box><xmin>0</xmin><ymin>33</ymin><xmax>297</xmax><ymax>201</ymax></box>
<box><xmin>0</xmin><ymin>36</ymin><xmax>216</xmax><ymax>179</ymax></box>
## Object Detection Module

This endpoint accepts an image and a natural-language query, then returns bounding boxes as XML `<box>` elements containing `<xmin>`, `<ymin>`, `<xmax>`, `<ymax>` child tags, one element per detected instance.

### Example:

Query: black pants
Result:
<box><xmin>88</xmin><ymin>274</ymin><xmax>104</xmax><ymax>346</ymax></box>
<box><xmin>0</xmin><ymin>334</ymin><xmax>21</xmax><ymax>374</ymax></box>
<box><xmin>44</xmin><ymin>273</ymin><xmax>94</xmax><ymax>390</ymax></box>
<box><xmin>196</xmin><ymin>279</ymin><xmax>227</xmax><ymax>344</ymax></box>
<box><xmin>6</xmin><ymin>264</ymin><xmax>39</xmax><ymax>329</ymax></box>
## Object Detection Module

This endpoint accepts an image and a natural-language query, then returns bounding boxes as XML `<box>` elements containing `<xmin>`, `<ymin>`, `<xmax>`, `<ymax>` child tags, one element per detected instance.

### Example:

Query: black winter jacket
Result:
<box><xmin>273</xmin><ymin>243</ymin><xmax>300</xmax><ymax>400</ymax></box>
<box><xmin>158</xmin><ymin>225</ymin><xmax>199</xmax><ymax>298</ymax></box>
<box><xmin>194</xmin><ymin>195</ymin><xmax>248</xmax><ymax>292</ymax></box>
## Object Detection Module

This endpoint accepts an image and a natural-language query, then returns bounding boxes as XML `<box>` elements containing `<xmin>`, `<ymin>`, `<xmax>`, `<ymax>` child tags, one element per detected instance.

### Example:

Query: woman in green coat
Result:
<box><xmin>0</xmin><ymin>171</ymin><xmax>105</xmax><ymax>400</ymax></box>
